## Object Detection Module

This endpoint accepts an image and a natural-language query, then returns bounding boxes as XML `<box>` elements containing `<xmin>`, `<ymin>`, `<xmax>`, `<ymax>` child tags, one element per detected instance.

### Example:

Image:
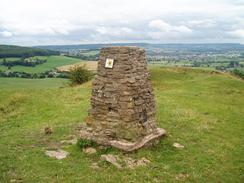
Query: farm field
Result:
<box><xmin>80</xmin><ymin>50</ymin><xmax>99</xmax><ymax>56</ymax></box>
<box><xmin>0</xmin><ymin>67</ymin><xmax>243</xmax><ymax>182</ymax></box>
<box><xmin>57</xmin><ymin>61</ymin><xmax>98</xmax><ymax>72</ymax></box>
<box><xmin>0</xmin><ymin>56</ymin><xmax>84</xmax><ymax>73</ymax></box>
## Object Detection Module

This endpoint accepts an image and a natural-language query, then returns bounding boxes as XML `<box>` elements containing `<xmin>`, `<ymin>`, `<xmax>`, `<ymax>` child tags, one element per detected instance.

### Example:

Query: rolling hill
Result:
<box><xmin>0</xmin><ymin>56</ymin><xmax>85</xmax><ymax>73</ymax></box>
<box><xmin>0</xmin><ymin>67</ymin><xmax>243</xmax><ymax>182</ymax></box>
<box><xmin>0</xmin><ymin>45</ymin><xmax>59</xmax><ymax>58</ymax></box>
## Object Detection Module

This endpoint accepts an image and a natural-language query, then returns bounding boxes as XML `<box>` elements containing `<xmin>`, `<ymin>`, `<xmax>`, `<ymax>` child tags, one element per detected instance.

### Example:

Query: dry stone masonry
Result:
<box><xmin>80</xmin><ymin>46</ymin><xmax>166</xmax><ymax>151</ymax></box>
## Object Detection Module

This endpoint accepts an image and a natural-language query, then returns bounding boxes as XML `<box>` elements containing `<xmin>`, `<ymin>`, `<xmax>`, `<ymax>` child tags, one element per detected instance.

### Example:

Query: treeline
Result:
<box><xmin>0</xmin><ymin>70</ymin><xmax>69</xmax><ymax>79</ymax></box>
<box><xmin>215</xmin><ymin>61</ymin><xmax>244</xmax><ymax>71</ymax></box>
<box><xmin>1</xmin><ymin>58</ymin><xmax>47</xmax><ymax>67</ymax></box>
<box><xmin>64</xmin><ymin>54</ymin><xmax>99</xmax><ymax>61</ymax></box>
<box><xmin>0</xmin><ymin>45</ymin><xmax>59</xmax><ymax>58</ymax></box>
<box><xmin>232</xmin><ymin>69</ymin><xmax>244</xmax><ymax>79</ymax></box>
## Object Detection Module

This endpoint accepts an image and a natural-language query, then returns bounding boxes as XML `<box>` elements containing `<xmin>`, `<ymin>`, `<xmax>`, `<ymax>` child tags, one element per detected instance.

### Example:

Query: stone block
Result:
<box><xmin>80</xmin><ymin>46</ymin><xmax>166</xmax><ymax>151</ymax></box>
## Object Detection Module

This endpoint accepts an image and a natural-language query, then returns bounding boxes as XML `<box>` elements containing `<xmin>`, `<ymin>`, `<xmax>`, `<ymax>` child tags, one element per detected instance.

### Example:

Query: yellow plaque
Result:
<box><xmin>105</xmin><ymin>58</ymin><xmax>114</xmax><ymax>68</ymax></box>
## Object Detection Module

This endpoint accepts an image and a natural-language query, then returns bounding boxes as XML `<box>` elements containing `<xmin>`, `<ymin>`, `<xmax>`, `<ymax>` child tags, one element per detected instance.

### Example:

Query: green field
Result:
<box><xmin>81</xmin><ymin>50</ymin><xmax>99</xmax><ymax>56</ymax></box>
<box><xmin>0</xmin><ymin>57</ymin><xmax>20</xmax><ymax>61</ymax></box>
<box><xmin>0</xmin><ymin>78</ymin><xmax>68</xmax><ymax>89</ymax></box>
<box><xmin>149</xmin><ymin>57</ymin><xmax>244</xmax><ymax>69</ymax></box>
<box><xmin>0</xmin><ymin>67</ymin><xmax>243</xmax><ymax>182</ymax></box>
<box><xmin>0</xmin><ymin>56</ymin><xmax>82</xmax><ymax>73</ymax></box>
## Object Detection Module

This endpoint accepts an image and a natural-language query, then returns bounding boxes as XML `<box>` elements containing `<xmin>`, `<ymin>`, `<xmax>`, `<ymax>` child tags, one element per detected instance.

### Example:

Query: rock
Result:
<box><xmin>173</xmin><ymin>143</ymin><xmax>184</xmax><ymax>149</ymax></box>
<box><xmin>175</xmin><ymin>173</ymin><xmax>189</xmax><ymax>181</ymax></box>
<box><xmin>44</xmin><ymin>127</ymin><xmax>53</xmax><ymax>135</ymax></box>
<box><xmin>83</xmin><ymin>147</ymin><xmax>97</xmax><ymax>154</ymax></box>
<box><xmin>137</xmin><ymin>157</ymin><xmax>151</xmax><ymax>166</ymax></box>
<box><xmin>124</xmin><ymin>157</ymin><xmax>150</xmax><ymax>169</ymax></box>
<box><xmin>100</xmin><ymin>154</ymin><xmax>150</xmax><ymax>169</ymax></box>
<box><xmin>123</xmin><ymin>157</ymin><xmax>136</xmax><ymax>169</ymax></box>
<box><xmin>45</xmin><ymin>149</ymin><xmax>69</xmax><ymax>159</ymax></box>
<box><xmin>100</xmin><ymin>154</ymin><xmax>122</xmax><ymax>169</ymax></box>
<box><xmin>90</xmin><ymin>162</ymin><xmax>99</xmax><ymax>170</ymax></box>
<box><xmin>10</xmin><ymin>179</ymin><xmax>23</xmax><ymax>183</ymax></box>
<box><xmin>61</xmin><ymin>138</ymin><xmax>77</xmax><ymax>145</ymax></box>
<box><xmin>80</xmin><ymin>47</ymin><xmax>166</xmax><ymax>152</ymax></box>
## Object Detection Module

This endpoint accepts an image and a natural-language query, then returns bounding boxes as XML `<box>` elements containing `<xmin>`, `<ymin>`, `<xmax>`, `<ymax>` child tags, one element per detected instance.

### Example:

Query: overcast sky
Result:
<box><xmin>0</xmin><ymin>0</ymin><xmax>244</xmax><ymax>46</ymax></box>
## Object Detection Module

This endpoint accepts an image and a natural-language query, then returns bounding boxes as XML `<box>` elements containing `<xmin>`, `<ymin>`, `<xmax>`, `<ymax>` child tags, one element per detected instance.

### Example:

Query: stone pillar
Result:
<box><xmin>80</xmin><ymin>46</ymin><xmax>165</xmax><ymax>151</ymax></box>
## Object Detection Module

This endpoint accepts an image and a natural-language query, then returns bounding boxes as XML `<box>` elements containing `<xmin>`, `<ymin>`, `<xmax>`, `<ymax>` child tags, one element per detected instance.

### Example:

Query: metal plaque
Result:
<box><xmin>105</xmin><ymin>58</ymin><xmax>114</xmax><ymax>68</ymax></box>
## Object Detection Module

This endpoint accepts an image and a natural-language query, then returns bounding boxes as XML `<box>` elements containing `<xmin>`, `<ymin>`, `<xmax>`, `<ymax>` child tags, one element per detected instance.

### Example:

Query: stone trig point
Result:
<box><xmin>80</xmin><ymin>46</ymin><xmax>166</xmax><ymax>151</ymax></box>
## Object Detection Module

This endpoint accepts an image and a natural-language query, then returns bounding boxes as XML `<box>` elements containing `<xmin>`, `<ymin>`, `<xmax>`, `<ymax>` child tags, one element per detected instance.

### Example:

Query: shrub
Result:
<box><xmin>77</xmin><ymin>139</ymin><xmax>96</xmax><ymax>149</ymax></box>
<box><xmin>69</xmin><ymin>65</ymin><xmax>93</xmax><ymax>85</ymax></box>
<box><xmin>232</xmin><ymin>69</ymin><xmax>244</xmax><ymax>79</ymax></box>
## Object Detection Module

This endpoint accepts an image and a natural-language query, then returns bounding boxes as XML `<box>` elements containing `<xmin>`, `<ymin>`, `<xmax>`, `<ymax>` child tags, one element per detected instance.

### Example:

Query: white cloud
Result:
<box><xmin>0</xmin><ymin>0</ymin><xmax>243</xmax><ymax>45</ymax></box>
<box><xmin>149</xmin><ymin>19</ymin><xmax>192</xmax><ymax>33</ymax></box>
<box><xmin>185</xmin><ymin>19</ymin><xmax>216</xmax><ymax>28</ymax></box>
<box><xmin>96</xmin><ymin>26</ymin><xmax>132</xmax><ymax>35</ymax></box>
<box><xmin>0</xmin><ymin>31</ymin><xmax>12</xmax><ymax>37</ymax></box>
<box><xmin>148</xmin><ymin>19</ymin><xmax>192</xmax><ymax>40</ymax></box>
<box><xmin>228</xmin><ymin>29</ymin><xmax>244</xmax><ymax>38</ymax></box>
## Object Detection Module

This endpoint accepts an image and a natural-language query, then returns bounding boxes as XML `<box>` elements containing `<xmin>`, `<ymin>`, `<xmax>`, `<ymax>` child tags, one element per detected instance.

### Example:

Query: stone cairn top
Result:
<box><xmin>80</xmin><ymin>46</ymin><xmax>166</xmax><ymax>151</ymax></box>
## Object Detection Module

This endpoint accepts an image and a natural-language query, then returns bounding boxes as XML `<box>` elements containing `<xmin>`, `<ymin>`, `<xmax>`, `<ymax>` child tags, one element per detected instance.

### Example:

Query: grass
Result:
<box><xmin>81</xmin><ymin>50</ymin><xmax>99</xmax><ymax>56</ymax></box>
<box><xmin>0</xmin><ymin>57</ymin><xmax>20</xmax><ymax>61</ymax></box>
<box><xmin>0</xmin><ymin>78</ymin><xmax>68</xmax><ymax>89</ymax></box>
<box><xmin>0</xmin><ymin>56</ymin><xmax>83</xmax><ymax>73</ymax></box>
<box><xmin>57</xmin><ymin>61</ymin><xmax>98</xmax><ymax>72</ymax></box>
<box><xmin>0</xmin><ymin>67</ymin><xmax>243</xmax><ymax>182</ymax></box>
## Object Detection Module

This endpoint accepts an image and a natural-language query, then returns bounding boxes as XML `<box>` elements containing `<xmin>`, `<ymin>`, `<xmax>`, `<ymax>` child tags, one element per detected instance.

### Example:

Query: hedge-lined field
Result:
<box><xmin>0</xmin><ymin>56</ymin><xmax>83</xmax><ymax>73</ymax></box>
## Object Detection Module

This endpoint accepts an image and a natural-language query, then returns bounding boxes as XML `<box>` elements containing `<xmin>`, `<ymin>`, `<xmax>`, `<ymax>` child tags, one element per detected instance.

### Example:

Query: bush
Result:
<box><xmin>77</xmin><ymin>139</ymin><xmax>96</xmax><ymax>149</ymax></box>
<box><xmin>232</xmin><ymin>69</ymin><xmax>244</xmax><ymax>79</ymax></box>
<box><xmin>69</xmin><ymin>65</ymin><xmax>93</xmax><ymax>85</ymax></box>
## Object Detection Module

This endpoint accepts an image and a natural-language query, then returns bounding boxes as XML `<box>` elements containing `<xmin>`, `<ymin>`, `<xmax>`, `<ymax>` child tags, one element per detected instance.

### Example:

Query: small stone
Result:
<box><xmin>44</xmin><ymin>127</ymin><xmax>53</xmax><ymax>135</ymax></box>
<box><xmin>60</xmin><ymin>138</ymin><xmax>77</xmax><ymax>145</ymax></box>
<box><xmin>83</xmin><ymin>147</ymin><xmax>97</xmax><ymax>154</ymax></box>
<box><xmin>45</xmin><ymin>149</ymin><xmax>69</xmax><ymax>159</ymax></box>
<box><xmin>137</xmin><ymin>157</ymin><xmax>151</xmax><ymax>166</ymax></box>
<box><xmin>123</xmin><ymin>157</ymin><xmax>136</xmax><ymax>169</ymax></box>
<box><xmin>173</xmin><ymin>143</ymin><xmax>184</xmax><ymax>149</ymax></box>
<box><xmin>100</xmin><ymin>154</ymin><xmax>122</xmax><ymax>169</ymax></box>
<box><xmin>127</xmin><ymin>78</ymin><xmax>136</xmax><ymax>83</ymax></box>
<box><xmin>175</xmin><ymin>173</ymin><xmax>189</xmax><ymax>181</ymax></box>
<box><xmin>10</xmin><ymin>179</ymin><xmax>24</xmax><ymax>183</ymax></box>
<box><xmin>90</xmin><ymin>162</ymin><xmax>99</xmax><ymax>170</ymax></box>
<box><xmin>123</xmin><ymin>157</ymin><xmax>150</xmax><ymax>169</ymax></box>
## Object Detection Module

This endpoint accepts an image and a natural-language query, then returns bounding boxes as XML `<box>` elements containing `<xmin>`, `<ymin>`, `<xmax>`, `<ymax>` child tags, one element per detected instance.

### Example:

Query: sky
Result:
<box><xmin>0</xmin><ymin>0</ymin><xmax>244</xmax><ymax>46</ymax></box>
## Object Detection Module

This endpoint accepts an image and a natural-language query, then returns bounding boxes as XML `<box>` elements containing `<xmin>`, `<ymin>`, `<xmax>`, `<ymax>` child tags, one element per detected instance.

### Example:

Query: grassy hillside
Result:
<box><xmin>0</xmin><ymin>56</ymin><xmax>83</xmax><ymax>73</ymax></box>
<box><xmin>0</xmin><ymin>67</ymin><xmax>243</xmax><ymax>182</ymax></box>
<box><xmin>0</xmin><ymin>78</ymin><xmax>68</xmax><ymax>89</ymax></box>
<box><xmin>0</xmin><ymin>45</ymin><xmax>59</xmax><ymax>58</ymax></box>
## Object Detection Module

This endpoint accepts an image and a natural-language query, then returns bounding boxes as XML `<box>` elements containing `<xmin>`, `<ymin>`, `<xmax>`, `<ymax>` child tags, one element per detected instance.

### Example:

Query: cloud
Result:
<box><xmin>0</xmin><ymin>31</ymin><xmax>12</xmax><ymax>37</ymax></box>
<box><xmin>96</xmin><ymin>26</ymin><xmax>132</xmax><ymax>36</ymax></box>
<box><xmin>0</xmin><ymin>0</ymin><xmax>243</xmax><ymax>45</ymax></box>
<box><xmin>148</xmin><ymin>19</ymin><xmax>192</xmax><ymax>40</ymax></box>
<box><xmin>228</xmin><ymin>29</ymin><xmax>244</xmax><ymax>38</ymax></box>
<box><xmin>184</xmin><ymin>19</ymin><xmax>216</xmax><ymax>28</ymax></box>
<box><xmin>149</xmin><ymin>19</ymin><xmax>192</xmax><ymax>33</ymax></box>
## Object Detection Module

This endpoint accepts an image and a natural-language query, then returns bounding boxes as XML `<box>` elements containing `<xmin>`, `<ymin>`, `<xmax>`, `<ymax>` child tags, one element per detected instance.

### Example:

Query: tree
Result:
<box><xmin>229</xmin><ymin>61</ymin><xmax>239</xmax><ymax>68</ymax></box>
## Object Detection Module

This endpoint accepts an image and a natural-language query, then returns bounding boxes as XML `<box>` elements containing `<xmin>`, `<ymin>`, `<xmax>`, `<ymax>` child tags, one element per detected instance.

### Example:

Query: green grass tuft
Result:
<box><xmin>78</xmin><ymin>139</ymin><xmax>97</xmax><ymax>149</ymax></box>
